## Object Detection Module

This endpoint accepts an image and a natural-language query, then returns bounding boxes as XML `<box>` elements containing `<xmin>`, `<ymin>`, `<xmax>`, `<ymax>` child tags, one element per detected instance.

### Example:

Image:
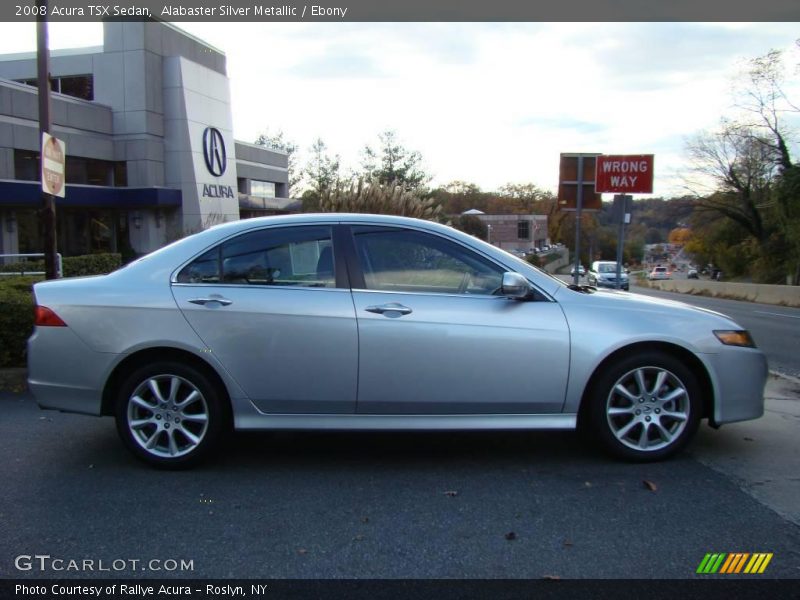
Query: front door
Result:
<box><xmin>347</xmin><ymin>225</ymin><xmax>570</xmax><ymax>415</ymax></box>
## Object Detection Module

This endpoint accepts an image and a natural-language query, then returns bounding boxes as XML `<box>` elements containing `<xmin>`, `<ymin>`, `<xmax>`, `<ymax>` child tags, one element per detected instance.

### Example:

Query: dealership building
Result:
<box><xmin>0</xmin><ymin>20</ymin><xmax>294</xmax><ymax>259</ymax></box>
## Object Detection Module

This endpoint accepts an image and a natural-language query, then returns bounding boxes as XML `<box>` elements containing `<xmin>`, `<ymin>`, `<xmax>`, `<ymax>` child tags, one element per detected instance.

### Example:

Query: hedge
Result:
<box><xmin>0</xmin><ymin>276</ymin><xmax>39</xmax><ymax>368</ymax></box>
<box><xmin>0</xmin><ymin>252</ymin><xmax>122</xmax><ymax>277</ymax></box>
<box><xmin>0</xmin><ymin>254</ymin><xmax>122</xmax><ymax>368</ymax></box>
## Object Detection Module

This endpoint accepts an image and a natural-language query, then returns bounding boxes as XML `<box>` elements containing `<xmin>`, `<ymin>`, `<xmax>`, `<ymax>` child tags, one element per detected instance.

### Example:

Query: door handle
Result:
<box><xmin>188</xmin><ymin>296</ymin><xmax>233</xmax><ymax>306</ymax></box>
<box><xmin>365</xmin><ymin>303</ymin><xmax>413</xmax><ymax>316</ymax></box>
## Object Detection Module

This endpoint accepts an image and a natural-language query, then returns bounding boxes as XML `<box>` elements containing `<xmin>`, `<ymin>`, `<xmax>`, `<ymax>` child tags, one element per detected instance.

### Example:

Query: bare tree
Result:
<box><xmin>685</xmin><ymin>122</ymin><xmax>778</xmax><ymax>243</ymax></box>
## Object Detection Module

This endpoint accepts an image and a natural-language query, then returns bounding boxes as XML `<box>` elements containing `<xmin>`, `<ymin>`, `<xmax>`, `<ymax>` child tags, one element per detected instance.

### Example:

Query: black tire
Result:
<box><xmin>585</xmin><ymin>351</ymin><xmax>702</xmax><ymax>461</ymax></box>
<box><xmin>114</xmin><ymin>361</ymin><xmax>228</xmax><ymax>469</ymax></box>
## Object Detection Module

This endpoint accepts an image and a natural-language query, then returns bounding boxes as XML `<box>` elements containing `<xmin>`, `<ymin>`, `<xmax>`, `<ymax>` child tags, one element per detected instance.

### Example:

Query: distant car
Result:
<box><xmin>648</xmin><ymin>267</ymin><xmax>671</xmax><ymax>281</ymax></box>
<box><xmin>687</xmin><ymin>269</ymin><xmax>699</xmax><ymax>279</ymax></box>
<box><xmin>571</xmin><ymin>265</ymin><xmax>586</xmax><ymax>277</ymax></box>
<box><xmin>588</xmin><ymin>261</ymin><xmax>629</xmax><ymax>291</ymax></box>
<box><xmin>27</xmin><ymin>214</ymin><xmax>766</xmax><ymax>467</ymax></box>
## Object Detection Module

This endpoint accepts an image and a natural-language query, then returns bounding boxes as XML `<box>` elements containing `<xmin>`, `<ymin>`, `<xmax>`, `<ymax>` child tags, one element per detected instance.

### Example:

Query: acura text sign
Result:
<box><xmin>595</xmin><ymin>154</ymin><xmax>654</xmax><ymax>194</ymax></box>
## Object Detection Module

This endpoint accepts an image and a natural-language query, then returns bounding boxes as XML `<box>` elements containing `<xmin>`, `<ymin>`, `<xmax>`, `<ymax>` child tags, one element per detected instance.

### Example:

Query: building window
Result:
<box><xmin>16</xmin><ymin>74</ymin><xmax>94</xmax><ymax>101</ymax></box>
<box><xmin>114</xmin><ymin>162</ymin><xmax>128</xmax><ymax>187</ymax></box>
<box><xmin>14</xmin><ymin>150</ymin><xmax>125</xmax><ymax>187</ymax></box>
<box><xmin>58</xmin><ymin>75</ymin><xmax>93</xmax><ymax>101</ymax></box>
<box><xmin>250</xmin><ymin>180</ymin><xmax>276</xmax><ymax>198</ymax></box>
<box><xmin>517</xmin><ymin>220</ymin><xmax>530</xmax><ymax>240</ymax></box>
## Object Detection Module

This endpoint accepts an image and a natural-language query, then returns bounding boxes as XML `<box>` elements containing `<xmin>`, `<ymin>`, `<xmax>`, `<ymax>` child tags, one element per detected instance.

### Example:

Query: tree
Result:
<box><xmin>303</xmin><ymin>138</ymin><xmax>340</xmax><ymax>195</ymax></box>
<box><xmin>255</xmin><ymin>130</ymin><xmax>301</xmax><ymax>193</ymax></box>
<box><xmin>668</xmin><ymin>227</ymin><xmax>692</xmax><ymax>245</ymax></box>
<box><xmin>685</xmin><ymin>122</ymin><xmax>777</xmax><ymax>243</ymax></box>
<box><xmin>683</xmin><ymin>44</ymin><xmax>799</xmax><ymax>283</ymax></box>
<box><xmin>451</xmin><ymin>214</ymin><xmax>488</xmax><ymax>240</ymax></box>
<box><xmin>361</xmin><ymin>130</ymin><xmax>431</xmax><ymax>191</ymax></box>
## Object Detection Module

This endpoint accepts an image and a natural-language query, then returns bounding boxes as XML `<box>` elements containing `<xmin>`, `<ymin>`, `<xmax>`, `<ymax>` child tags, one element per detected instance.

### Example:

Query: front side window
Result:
<box><xmin>351</xmin><ymin>226</ymin><xmax>503</xmax><ymax>295</ymax></box>
<box><xmin>177</xmin><ymin>226</ymin><xmax>335</xmax><ymax>288</ymax></box>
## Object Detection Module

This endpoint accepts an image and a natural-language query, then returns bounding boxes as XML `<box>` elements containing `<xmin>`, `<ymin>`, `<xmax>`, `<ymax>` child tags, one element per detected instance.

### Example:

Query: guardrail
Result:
<box><xmin>0</xmin><ymin>253</ymin><xmax>63</xmax><ymax>278</ymax></box>
<box><xmin>643</xmin><ymin>279</ymin><xmax>800</xmax><ymax>308</ymax></box>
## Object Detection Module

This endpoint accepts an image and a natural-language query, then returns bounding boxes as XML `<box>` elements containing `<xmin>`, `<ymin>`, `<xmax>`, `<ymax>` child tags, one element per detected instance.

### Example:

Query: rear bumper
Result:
<box><xmin>703</xmin><ymin>347</ymin><xmax>768</xmax><ymax>425</ymax></box>
<box><xmin>27</xmin><ymin>327</ymin><xmax>115</xmax><ymax>415</ymax></box>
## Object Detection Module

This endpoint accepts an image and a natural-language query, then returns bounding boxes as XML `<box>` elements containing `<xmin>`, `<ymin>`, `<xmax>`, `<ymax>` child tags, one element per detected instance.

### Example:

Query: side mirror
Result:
<box><xmin>501</xmin><ymin>272</ymin><xmax>532</xmax><ymax>300</ymax></box>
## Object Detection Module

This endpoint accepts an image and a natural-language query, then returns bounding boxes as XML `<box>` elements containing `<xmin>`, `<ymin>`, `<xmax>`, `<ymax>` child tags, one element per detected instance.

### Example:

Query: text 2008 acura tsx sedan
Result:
<box><xmin>28</xmin><ymin>214</ymin><xmax>767</xmax><ymax>468</ymax></box>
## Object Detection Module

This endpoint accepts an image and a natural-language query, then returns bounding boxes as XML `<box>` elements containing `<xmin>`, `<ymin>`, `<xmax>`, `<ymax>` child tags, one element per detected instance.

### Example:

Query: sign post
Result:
<box><xmin>36</xmin><ymin>0</ymin><xmax>60</xmax><ymax>280</ymax></box>
<box><xmin>557</xmin><ymin>153</ymin><xmax>601</xmax><ymax>285</ymax></box>
<box><xmin>612</xmin><ymin>194</ymin><xmax>632</xmax><ymax>289</ymax></box>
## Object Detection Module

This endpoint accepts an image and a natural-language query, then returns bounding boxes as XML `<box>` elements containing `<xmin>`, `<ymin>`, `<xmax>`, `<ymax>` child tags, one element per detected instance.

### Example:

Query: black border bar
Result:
<box><xmin>4</xmin><ymin>579</ymin><xmax>800</xmax><ymax>600</ymax></box>
<box><xmin>3</xmin><ymin>0</ymin><xmax>800</xmax><ymax>22</ymax></box>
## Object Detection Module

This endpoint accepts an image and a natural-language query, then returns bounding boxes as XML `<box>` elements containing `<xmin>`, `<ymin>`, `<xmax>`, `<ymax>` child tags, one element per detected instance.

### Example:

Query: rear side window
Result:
<box><xmin>176</xmin><ymin>226</ymin><xmax>336</xmax><ymax>288</ymax></box>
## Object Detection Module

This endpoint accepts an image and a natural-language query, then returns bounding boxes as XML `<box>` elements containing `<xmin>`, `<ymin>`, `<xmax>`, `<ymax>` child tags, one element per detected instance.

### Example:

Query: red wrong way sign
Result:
<box><xmin>595</xmin><ymin>154</ymin><xmax>654</xmax><ymax>194</ymax></box>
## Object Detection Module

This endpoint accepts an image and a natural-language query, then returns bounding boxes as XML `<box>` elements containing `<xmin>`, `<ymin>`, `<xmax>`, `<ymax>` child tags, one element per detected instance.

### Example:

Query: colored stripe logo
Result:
<box><xmin>696</xmin><ymin>553</ymin><xmax>773</xmax><ymax>574</ymax></box>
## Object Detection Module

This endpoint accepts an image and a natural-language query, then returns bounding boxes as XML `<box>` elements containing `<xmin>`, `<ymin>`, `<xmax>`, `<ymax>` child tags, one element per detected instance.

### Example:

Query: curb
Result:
<box><xmin>769</xmin><ymin>370</ymin><xmax>800</xmax><ymax>385</ymax></box>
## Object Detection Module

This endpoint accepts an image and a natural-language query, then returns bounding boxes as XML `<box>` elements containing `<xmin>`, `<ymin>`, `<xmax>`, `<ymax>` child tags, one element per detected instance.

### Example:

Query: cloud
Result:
<box><xmin>517</xmin><ymin>116</ymin><xmax>607</xmax><ymax>134</ymax></box>
<box><xmin>573</xmin><ymin>23</ymin><xmax>799</xmax><ymax>91</ymax></box>
<box><xmin>287</xmin><ymin>48</ymin><xmax>386</xmax><ymax>78</ymax></box>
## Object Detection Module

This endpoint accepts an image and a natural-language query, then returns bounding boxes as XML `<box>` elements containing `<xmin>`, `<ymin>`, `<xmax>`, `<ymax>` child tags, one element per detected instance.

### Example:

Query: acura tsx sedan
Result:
<box><xmin>28</xmin><ymin>214</ymin><xmax>767</xmax><ymax>468</ymax></box>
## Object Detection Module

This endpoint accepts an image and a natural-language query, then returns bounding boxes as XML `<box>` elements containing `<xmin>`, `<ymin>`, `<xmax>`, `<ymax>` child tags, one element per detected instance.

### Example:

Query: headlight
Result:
<box><xmin>714</xmin><ymin>330</ymin><xmax>756</xmax><ymax>348</ymax></box>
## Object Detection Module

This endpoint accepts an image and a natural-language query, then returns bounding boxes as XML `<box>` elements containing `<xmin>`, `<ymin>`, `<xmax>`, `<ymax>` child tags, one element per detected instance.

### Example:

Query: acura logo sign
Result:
<box><xmin>202</xmin><ymin>127</ymin><xmax>227</xmax><ymax>177</ymax></box>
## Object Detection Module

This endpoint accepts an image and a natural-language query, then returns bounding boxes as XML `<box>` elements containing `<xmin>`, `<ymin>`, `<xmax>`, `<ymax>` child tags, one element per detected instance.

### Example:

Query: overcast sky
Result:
<box><xmin>0</xmin><ymin>21</ymin><xmax>798</xmax><ymax>197</ymax></box>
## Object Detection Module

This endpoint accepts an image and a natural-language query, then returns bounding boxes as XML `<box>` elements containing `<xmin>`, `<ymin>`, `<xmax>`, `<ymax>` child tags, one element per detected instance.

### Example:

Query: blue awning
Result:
<box><xmin>0</xmin><ymin>180</ymin><xmax>182</xmax><ymax>208</ymax></box>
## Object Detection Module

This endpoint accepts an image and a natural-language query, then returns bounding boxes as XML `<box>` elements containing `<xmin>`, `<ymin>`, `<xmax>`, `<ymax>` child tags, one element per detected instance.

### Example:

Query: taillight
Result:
<box><xmin>34</xmin><ymin>306</ymin><xmax>67</xmax><ymax>327</ymax></box>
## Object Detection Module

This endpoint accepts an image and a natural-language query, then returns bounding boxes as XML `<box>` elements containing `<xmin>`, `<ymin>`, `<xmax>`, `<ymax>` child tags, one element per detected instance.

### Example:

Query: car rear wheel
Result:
<box><xmin>586</xmin><ymin>352</ymin><xmax>701</xmax><ymax>461</ymax></box>
<box><xmin>115</xmin><ymin>362</ymin><xmax>226</xmax><ymax>468</ymax></box>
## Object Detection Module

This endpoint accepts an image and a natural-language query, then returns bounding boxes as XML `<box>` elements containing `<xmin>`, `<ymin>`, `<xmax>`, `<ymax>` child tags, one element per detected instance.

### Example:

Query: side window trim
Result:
<box><xmin>342</xmin><ymin>223</ymin><xmax>553</xmax><ymax>301</ymax></box>
<box><xmin>342</xmin><ymin>224</ymin><xmax>500</xmax><ymax>297</ymax></box>
<box><xmin>171</xmin><ymin>224</ymin><xmax>350</xmax><ymax>290</ymax></box>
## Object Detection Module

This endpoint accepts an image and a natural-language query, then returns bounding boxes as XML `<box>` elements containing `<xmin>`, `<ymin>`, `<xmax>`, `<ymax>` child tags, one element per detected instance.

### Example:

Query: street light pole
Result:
<box><xmin>36</xmin><ymin>0</ymin><xmax>59</xmax><ymax>279</ymax></box>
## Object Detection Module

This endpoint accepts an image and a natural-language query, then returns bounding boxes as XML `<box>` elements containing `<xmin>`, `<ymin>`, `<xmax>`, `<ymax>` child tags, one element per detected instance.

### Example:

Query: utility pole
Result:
<box><xmin>572</xmin><ymin>155</ymin><xmax>584</xmax><ymax>286</ymax></box>
<box><xmin>37</xmin><ymin>0</ymin><xmax>59</xmax><ymax>279</ymax></box>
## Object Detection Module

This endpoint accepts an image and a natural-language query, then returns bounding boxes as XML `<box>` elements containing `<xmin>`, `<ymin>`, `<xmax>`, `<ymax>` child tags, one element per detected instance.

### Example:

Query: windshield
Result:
<box><xmin>598</xmin><ymin>263</ymin><xmax>618</xmax><ymax>273</ymax></box>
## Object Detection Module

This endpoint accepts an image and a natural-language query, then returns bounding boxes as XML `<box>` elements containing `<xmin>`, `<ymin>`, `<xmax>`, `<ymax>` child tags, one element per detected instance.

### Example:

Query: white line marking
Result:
<box><xmin>753</xmin><ymin>311</ymin><xmax>800</xmax><ymax>320</ymax></box>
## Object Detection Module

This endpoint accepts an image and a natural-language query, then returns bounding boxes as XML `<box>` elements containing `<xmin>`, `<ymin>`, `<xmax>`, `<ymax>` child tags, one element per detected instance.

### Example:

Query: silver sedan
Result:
<box><xmin>28</xmin><ymin>214</ymin><xmax>767</xmax><ymax>468</ymax></box>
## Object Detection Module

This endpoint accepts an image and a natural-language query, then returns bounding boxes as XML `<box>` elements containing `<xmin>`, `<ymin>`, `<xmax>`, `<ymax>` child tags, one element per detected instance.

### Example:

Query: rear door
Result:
<box><xmin>171</xmin><ymin>224</ymin><xmax>358</xmax><ymax>414</ymax></box>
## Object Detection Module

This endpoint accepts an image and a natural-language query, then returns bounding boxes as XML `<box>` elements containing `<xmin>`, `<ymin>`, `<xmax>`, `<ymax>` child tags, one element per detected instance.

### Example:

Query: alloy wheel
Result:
<box><xmin>605</xmin><ymin>366</ymin><xmax>690</xmax><ymax>452</ymax></box>
<box><xmin>126</xmin><ymin>374</ymin><xmax>210</xmax><ymax>458</ymax></box>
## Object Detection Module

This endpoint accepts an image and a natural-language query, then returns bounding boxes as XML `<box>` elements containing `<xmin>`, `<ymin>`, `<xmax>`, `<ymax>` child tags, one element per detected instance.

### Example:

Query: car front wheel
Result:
<box><xmin>586</xmin><ymin>352</ymin><xmax>702</xmax><ymax>461</ymax></box>
<box><xmin>115</xmin><ymin>362</ymin><xmax>227</xmax><ymax>468</ymax></box>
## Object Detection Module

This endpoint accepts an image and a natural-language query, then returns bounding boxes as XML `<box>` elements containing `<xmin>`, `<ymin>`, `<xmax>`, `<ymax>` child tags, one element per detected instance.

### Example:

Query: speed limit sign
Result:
<box><xmin>41</xmin><ymin>132</ymin><xmax>66</xmax><ymax>198</ymax></box>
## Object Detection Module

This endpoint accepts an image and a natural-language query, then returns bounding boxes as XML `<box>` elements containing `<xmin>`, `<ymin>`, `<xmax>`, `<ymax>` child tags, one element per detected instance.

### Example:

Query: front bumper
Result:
<box><xmin>703</xmin><ymin>347</ymin><xmax>768</xmax><ymax>425</ymax></box>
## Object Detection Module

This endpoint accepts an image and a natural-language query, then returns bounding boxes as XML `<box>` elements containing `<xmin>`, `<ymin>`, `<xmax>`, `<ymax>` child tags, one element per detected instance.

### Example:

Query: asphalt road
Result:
<box><xmin>1</xmin><ymin>391</ymin><xmax>799</xmax><ymax>580</ymax></box>
<box><xmin>628</xmin><ymin>283</ymin><xmax>800</xmax><ymax>378</ymax></box>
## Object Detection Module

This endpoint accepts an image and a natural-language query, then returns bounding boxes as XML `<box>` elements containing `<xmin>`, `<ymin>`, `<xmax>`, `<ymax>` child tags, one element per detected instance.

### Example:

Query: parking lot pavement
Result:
<box><xmin>2</xmin><ymin>388</ymin><xmax>800</xmax><ymax>579</ymax></box>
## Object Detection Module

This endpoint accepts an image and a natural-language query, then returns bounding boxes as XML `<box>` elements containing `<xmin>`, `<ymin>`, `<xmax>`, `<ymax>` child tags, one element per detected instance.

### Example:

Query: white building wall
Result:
<box><xmin>162</xmin><ymin>55</ymin><xmax>239</xmax><ymax>234</ymax></box>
